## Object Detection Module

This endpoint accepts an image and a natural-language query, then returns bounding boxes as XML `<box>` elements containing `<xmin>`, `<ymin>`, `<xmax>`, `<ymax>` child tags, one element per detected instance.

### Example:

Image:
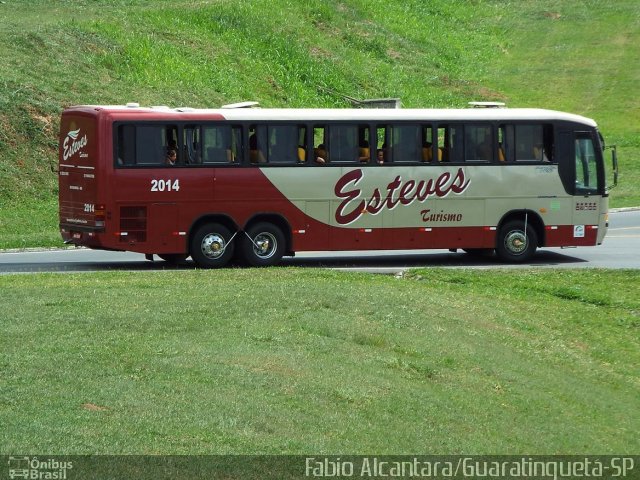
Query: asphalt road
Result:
<box><xmin>1</xmin><ymin>210</ymin><xmax>639</xmax><ymax>274</ymax></box>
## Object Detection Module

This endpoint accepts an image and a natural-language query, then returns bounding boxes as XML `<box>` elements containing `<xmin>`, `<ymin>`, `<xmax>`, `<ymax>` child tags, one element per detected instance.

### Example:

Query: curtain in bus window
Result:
<box><xmin>575</xmin><ymin>137</ymin><xmax>598</xmax><ymax>193</ymax></box>
<box><xmin>136</xmin><ymin>126</ymin><xmax>166</xmax><ymax>165</ymax></box>
<box><xmin>184</xmin><ymin>126</ymin><xmax>202</xmax><ymax>164</ymax></box>
<box><xmin>231</xmin><ymin>126</ymin><xmax>241</xmax><ymax>162</ymax></box>
<box><xmin>515</xmin><ymin>125</ymin><xmax>544</xmax><ymax>161</ymax></box>
<box><xmin>203</xmin><ymin>125</ymin><xmax>233</xmax><ymax>164</ymax></box>
<box><xmin>268</xmin><ymin>125</ymin><xmax>299</xmax><ymax>164</ymax></box>
<box><xmin>329</xmin><ymin>125</ymin><xmax>359</xmax><ymax>163</ymax></box>
<box><xmin>464</xmin><ymin>125</ymin><xmax>492</xmax><ymax>162</ymax></box>
<box><xmin>390</xmin><ymin>125</ymin><xmax>421</xmax><ymax>163</ymax></box>
<box><xmin>117</xmin><ymin>125</ymin><xmax>136</xmax><ymax>166</ymax></box>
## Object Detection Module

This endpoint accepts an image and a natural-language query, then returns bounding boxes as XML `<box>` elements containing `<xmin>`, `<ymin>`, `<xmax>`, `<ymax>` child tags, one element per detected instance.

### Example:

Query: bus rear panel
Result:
<box><xmin>58</xmin><ymin>109</ymin><xmax>107</xmax><ymax>248</ymax></box>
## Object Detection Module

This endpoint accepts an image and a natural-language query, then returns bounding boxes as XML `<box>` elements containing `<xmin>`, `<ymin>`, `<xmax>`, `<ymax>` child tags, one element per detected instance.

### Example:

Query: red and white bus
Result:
<box><xmin>58</xmin><ymin>103</ymin><xmax>617</xmax><ymax>267</ymax></box>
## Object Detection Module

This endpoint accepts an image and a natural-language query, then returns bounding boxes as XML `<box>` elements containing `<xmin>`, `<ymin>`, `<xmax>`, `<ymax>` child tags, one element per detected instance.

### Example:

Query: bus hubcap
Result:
<box><xmin>201</xmin><ymin>233</ymin><xmax>225</xmax><ymax>259</ymax></box>
<box><xmin>505</xmin><ymin>230</ymin><xmax>527</xmax><ymax>255</ymax></box>
<box><xmin>253</xmin><ymin>232</ymin><xmax>276</xmax><ymax>259</ymax></box>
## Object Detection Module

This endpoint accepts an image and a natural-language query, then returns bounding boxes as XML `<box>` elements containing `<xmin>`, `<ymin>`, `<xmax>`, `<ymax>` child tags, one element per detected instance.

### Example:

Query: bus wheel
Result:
<box><xmin>240</xmin><ymin>223</ymin><xmax>285</xmax><ymax>267</ymax></box>
<box><xmin>190</xmin><ymin>223</ymin><xmax>235</xmax><ymax>268</ymax></box>
<box><xmin>158</xmin><ymin>254</ymin><xmax>188</xmax><ymax>265</ymax></box>
<box><xmin>496</xmin><ymin>220</ymin><xmax>537</xmax><ymax>263</ymax></box>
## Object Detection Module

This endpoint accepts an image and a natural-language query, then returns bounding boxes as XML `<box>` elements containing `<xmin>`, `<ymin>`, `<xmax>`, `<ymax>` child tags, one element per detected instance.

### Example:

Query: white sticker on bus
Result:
<box><xmin>574</xmin><ymin>225</ymin><xmax>585</xmax><ymax>238</ymax></box>
<box><xmin>151</xmin><ymin>179</ymin><xmax>180</xmax><ymax>192</ymax></box>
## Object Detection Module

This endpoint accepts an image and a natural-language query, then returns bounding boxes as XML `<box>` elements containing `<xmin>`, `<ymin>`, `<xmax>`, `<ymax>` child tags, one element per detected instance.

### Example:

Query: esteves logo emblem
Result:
<box><xmin>63</xmin><ymin>128</ymin><xmax>88</xmax><ymax>161</ymax></box>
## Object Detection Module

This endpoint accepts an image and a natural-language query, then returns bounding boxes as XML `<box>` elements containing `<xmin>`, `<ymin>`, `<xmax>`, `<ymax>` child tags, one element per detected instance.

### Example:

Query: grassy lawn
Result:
<box><xmin>1</xmin><ymin>268</ymin><xmax>638</xmax><ymax>454</ymax></box>
<box><xmin>0</xmin><ymin>199</ymin><xmax>61</xmax><ymax>250</ymax></box>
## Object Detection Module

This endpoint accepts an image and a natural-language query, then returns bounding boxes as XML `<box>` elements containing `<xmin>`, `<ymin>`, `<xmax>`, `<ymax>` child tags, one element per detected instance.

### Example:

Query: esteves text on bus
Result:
<box><xmin>58</xmin><ymin>103</ymin><xmax>618</xmax><ymax>267</ymax></box>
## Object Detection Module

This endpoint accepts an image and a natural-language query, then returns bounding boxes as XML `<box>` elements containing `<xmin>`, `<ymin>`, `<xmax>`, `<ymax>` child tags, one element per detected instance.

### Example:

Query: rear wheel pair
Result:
<box><xmin>189</xmin><ymin>222</ymin><xmax>285</xmax><ymax>268</ymax></box>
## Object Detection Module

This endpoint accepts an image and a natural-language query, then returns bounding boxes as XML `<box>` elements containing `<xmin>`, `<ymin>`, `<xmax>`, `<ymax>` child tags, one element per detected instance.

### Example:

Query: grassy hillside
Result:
<box><xmin>0</xmin><ymin>0</ymin><xmax>638</xmax><ymax>248</ymax></box>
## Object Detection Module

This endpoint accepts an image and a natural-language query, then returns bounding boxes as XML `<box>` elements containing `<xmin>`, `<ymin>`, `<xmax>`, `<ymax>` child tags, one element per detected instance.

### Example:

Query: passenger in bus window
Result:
<box><xmin>422</xmin><ymin>142</ymin><xmax>433</xmax><ymax>162</ymax></box>
<box><xmin>165</xmin><ymin>139</ymin><xmax>178</xmax><ymax>165</ymax></box>
<box><xmin>315</xmin><ymin>143</ymin><xmax>327</xmax><ymax>164</ymax></box>
<box><xmin>358</xmin><ymin>140</ymin><xmax>370</xmax><ymax>163</ymax></box>
<box><xmin>376</xmin><ymin>149</ymin><xmax>385</xmax><ymax>164</ymax></box>
<box><xmin>379</xmin><ymin>143</ymin><xmax>390</xmax><ymax>163</ymax></box>
<box><xmin>249</xmin><ymin>134</ymin><xmax>266</xmax><ymax>163</ymax></box>
<box><xmin>534</xmin><ymin>143</ymin><xmax>549</xmax><ymax>162</ymax></box>
<box><xmin>165</xmin><ymin>149</ymin><xmax>177</xmax><ymax>165</ymax></box>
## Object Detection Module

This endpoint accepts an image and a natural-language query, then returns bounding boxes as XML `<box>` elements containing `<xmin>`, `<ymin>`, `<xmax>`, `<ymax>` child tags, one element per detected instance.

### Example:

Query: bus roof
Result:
<box><xmin>65</xmin><ymin>105</ymin><xmax>598</xmax><ymax>127</ymax></box>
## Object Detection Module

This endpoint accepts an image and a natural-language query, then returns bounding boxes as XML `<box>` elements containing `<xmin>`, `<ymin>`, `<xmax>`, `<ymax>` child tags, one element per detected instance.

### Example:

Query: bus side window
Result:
<box><xmin>267</xmin><ymin>124</ymin><xmax>303</xmax><ymax>164</ymax></box>
<box><xmin>297</xmin><ymin>125</ymin><xmax>307</xmax><ymax>163</ymax></box>
<box><xmin>498</xmin><ymin>125</ymin><xmax>514</xmax><ymax>162</ymax></box>
<box><xmin>230</xmin><ymin>126</ymin><xmax>242</xmax><ymax>163</ymax></box>
<box><xmin>376</xmin><ymin>126</ymin><xmax>388</xmax><ymax>164</ymax></box>
<box><xmin>249</xmin><ymin>125</ymin><xmax>267</xmax><ymax>164</ymax></box>
<box><xmin>202</xmin><ymin>125</ymin><xmax>237</xmax><ymax>164</ymax></box>
<box><xmin>437</xmin><ymin>127</ymin><xmax>447</xmax><ymax>162</ymax></box>
<box><xmin>514</xmin><ymin>125</ymin><xmax>552</xmax><ymax>162</ymax></box>
<box><xmin>117</xmin><ymin>124</ymin><xmax>179</xmax><ymax>166</ymax></box>
<box><xmin>422</xmin><ymin>125</ymin><xmax>435</xmax><ymax>162</ymax></box>
<box><xmin>116</xmin><ymin>125</ymin><xmax>136</xmax><ymax>166</ymax></box>
<box><xmin>464</xmin><ymin>125</ymin><xmax>492</xmax><ymax>162</ymax></box>
<box><xmin>543</xmin><ymin>124</ymin><xmax>554</xmax><ymax>162</ymax></box>
<box><xmin>389</xmin><ymin>124</ymin><xmax>422</xmax><ymax>163</ymax></box>
<box><xmin>313</xmin><ymin>125</ymin><xmax>327</xmax><ymax>164</ymax></box>
<box><xmin>358</xmin><ymin>125</ymin><xmax>371</xmax><ymax>163</ymax></box>
<box><xmin>437</xmin><ymin>125</ymin><xmax>463</xmax><ymax>162</ymax></box>
<box><xmin>328</xmin><ymin>124</ymin><xmax>362</xmax><ymax>164</ymax></box>
<box><xmin>165</xmin><ymin>126</ymin><xmax>179</xmax><ymax>166</ymax></box>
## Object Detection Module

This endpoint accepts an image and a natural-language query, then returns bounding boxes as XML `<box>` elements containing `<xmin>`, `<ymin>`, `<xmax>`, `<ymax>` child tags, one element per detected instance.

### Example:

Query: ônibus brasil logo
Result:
<box><xmin>62</xmin><ymin>128</ymin><xmax>88</xmax><ymax>161</ymax></box>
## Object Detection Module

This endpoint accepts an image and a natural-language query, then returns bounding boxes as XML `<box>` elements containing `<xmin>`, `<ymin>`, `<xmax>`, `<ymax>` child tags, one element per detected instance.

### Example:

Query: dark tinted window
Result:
<box><xmin>201</xmin><ymin>125</ymin><xmax>242</xmax><ymax>164</ymax></box>
<box><xmin>116</xmin><ymin>124</ymin><xmax>178</xmax><ymax>167</ymax></box>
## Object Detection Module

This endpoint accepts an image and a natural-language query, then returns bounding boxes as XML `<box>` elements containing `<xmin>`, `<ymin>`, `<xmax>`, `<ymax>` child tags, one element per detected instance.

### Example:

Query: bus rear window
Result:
<box><xmin>116</xmin><ymin>124</ymin><xmax>178</xmax><ymax>167</ymax></box>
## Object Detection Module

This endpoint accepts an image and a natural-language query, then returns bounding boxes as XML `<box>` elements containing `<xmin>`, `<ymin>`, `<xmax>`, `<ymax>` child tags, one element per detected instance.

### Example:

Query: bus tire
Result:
<box><xmin>190</xmin><ymin>223</ymin><xmax>235</xmax><ymax>268</ymax></box>
<box><xmin>496</xmin><ymin>220</ymin><xmax>537</xmax><ymax>263</ymax></box>
<box><xmin>240</xmin><ymin>222</ymin><xmax>285</xmax><ymax>267</ymax></box>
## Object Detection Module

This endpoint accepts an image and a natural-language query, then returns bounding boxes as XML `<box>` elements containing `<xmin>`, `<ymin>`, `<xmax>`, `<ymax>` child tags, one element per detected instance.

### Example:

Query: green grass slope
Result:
<box><xmin>0</xmin><ymin>0</ymin><xmax>638</xmax><ymax>248</ymax></box>
<box><xmin>2</xmin><ymin>269</ymin><xmax>639</xmax><ymax>453</ymax></box>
